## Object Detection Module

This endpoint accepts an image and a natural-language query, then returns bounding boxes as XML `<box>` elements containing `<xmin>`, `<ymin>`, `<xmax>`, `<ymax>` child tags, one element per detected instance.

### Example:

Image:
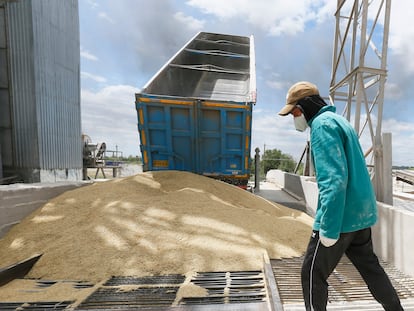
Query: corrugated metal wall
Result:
<box><xmin>5</xmin><ymin>0</ymin><xmax>81</xmax><ymax>180</ymax></box>
<box><xmin>32</xmin><ymin>0</ymin><xmax>81</xmax><ymax>170</ymax></box>
<box><xmin>6</xmin><ymin>0</ymin><xmax>39</xmax><ymax>170</ymax></box>
<box><xmin>0</xmin><ymin>3</ymin><xmax>12</xmax><ymax>174</ymax></box>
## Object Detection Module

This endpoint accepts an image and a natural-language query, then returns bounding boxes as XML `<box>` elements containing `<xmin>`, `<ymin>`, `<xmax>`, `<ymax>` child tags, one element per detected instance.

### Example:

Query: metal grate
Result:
<box><xmin>72</xmin><ymin>282</ymin><xmax>95</xmax><ymax>289</ymax></box>
<box><xmin>271</xmin><ymin>256</ymin><xmax>414</xmax><ymax>306</ymax></box>
<box><xmin>103</xmin><ymin>274</ymin><xmax>185</xmax><ymax>286</ymax></box>
<box><xmin>179</xmin><ymin>270</ymin><xmax>266</xmax><ymax>305</ymax></box>
<box><xmin>77</xmin><ymin>272</ymin><xmax>267</xmax><ymax>309</ymax></box>
<box><xmin>76</xmin><ymin>275</ymin><xmax>185</xmax><ymax>310</ymax></box>
<box><xmin>76</xmin><ymin>286</ymin><xmax>180</xmax><ymax>310</ymax></box>
<box><xmin>21</xmin><ymin>278</ymin><xmax>95</xmax><ymax>289</ymax></box>
<box><xmin>0</xmin><ymin>279</ymin><xmax>93</xmax><ymax>310</ymax></box>
<box><xmin>0</xmin><ymin>301</ymin><xmax>73</xmax><ymax>311</ymax></box>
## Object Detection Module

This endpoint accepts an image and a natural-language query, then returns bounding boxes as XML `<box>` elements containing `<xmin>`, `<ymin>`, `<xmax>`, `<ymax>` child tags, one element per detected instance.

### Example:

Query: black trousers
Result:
<box><xmin>301</xmin><ymin>228</ymin><xmax>404</xmax><ymax>311</ymax></box>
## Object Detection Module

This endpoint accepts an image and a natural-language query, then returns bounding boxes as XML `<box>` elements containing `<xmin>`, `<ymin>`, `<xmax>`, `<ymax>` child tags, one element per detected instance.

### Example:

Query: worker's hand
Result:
<box><xmin>320</xmin><ymin>235</ymin><xmax>338</xmax><ymax>247</ymax></box>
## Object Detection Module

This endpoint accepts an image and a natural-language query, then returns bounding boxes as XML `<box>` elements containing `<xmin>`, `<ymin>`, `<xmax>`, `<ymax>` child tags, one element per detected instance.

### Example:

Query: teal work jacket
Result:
<box><xmin>309</xmin><ymin>105</ymin><xmax>377</xmax><ymax>239</ymax></box>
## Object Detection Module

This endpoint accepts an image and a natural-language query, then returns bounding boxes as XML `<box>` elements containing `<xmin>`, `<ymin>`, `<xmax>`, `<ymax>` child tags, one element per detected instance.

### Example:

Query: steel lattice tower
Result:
<box><xmin>329</xmin><ymin>0</ymin><xmax>392</xmax><ymax>203</ymax></box>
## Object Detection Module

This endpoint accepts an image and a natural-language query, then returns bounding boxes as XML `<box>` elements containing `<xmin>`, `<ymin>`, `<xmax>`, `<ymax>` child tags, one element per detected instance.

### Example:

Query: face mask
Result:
<box><xmin>294</xmin><ymin>114</ymin><xmax>308</xmax><ymax>132</ymax></box>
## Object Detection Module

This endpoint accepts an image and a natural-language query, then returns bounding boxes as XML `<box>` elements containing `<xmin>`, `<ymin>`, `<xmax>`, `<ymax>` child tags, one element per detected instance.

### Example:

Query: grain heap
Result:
<box><xmin>0</xmin><ymin>171</ymin><xmax>313</xmax><ymax>283</ymax></box>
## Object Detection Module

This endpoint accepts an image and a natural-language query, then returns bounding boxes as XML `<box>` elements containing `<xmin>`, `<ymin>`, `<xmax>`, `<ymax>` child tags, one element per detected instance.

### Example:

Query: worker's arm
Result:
<box><xmin>311</xmin><ymin>120</ymin><xmax>348</xmax><ymax>241</ymax></box>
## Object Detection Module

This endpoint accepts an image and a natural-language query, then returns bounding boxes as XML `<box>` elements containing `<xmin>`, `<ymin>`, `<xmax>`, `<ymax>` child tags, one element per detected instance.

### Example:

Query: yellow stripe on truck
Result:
<box><xmin>138</xmin><ymin>108</ymin><xmax>144</xmax><ymax>124</ymax></box>
<box><xmin>202</xmin><ymin>101</ymin><xmax>250</xmax><ymax>110</ymax></box>
<box><xmin>153</xmin><ymin>160</ymin><xmax>169</xmax><ymax>167</ymax></box>
<box><xmin>143</xmin><ymin>150</ymin><xmax>148</xmax><ymax>165</ymax></box>
<box><xmin>140</xmin><ymin>129</ymin><xmax>146</xmax><ymax>145</ymax></box>
<box><xmin>138</xmin><ymin>97</ymin><xmax>192</xmax><ymax>106</ymax></box>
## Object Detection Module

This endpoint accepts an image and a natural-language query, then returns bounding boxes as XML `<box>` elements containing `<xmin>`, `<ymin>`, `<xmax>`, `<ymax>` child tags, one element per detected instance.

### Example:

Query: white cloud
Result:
<box><xmin>374</xmin><ymin>1</ymin><xmax>414</xmax><ymax>74</ymax></box>
<box><xmin>251</xmin><ymin>111</ymin><xmax>414</xmax><ymax>167</ymax></box>
<box><xmin>265</xmin><ymin>76</ymin><xmax>290</xmax><ymax>91</ymax></box>
<box><xmin>81</xmin><ymin>85</ymin><xmax>140</xmax><ymax>157</ymax></box>
<box><xmin>174</xmin><ymin>12</ymin><xmax>205</xmax><ymax>32</ymax></box>
<box><xmin>81</xmin><ymin>71</ymin><xmax>107</xmax><ymax>83</ymax></box>
<box><xmin>80</xmin><ymin>47</ymin><xmax>98</xmax><ymax>61</ymax></box>
<box><xmin>98</xmin><ymin>12</ymin><xmax>115</xmax><ymax>24</ymax></box>
<box><xmin>251</xmin><ymin>111</ymin><xmax>308</xmax><ymax>161</ymax></box>
<box><xmin>383</xmin><ymin>118</ymin><xmax>414</xmax><ymax>166</ymax></box>
<box><xmin>385</xmin><ymin>82</ymin><xmax>403</xmax><ymax>100</ymax></box>
<box><xmin>87</xmin><ymin>0</ymin><xmax>99</xmax><ymax>9</ymax></box>
<box><xmin>186</xmin><ymin>0</ymin><xmax>332</xmax><ymax>36</ymax></box>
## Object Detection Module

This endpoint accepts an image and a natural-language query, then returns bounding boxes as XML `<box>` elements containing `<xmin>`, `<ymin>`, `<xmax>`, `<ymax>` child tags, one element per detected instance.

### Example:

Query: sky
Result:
<box><xmin>79</xmin><ymin>0</ymin><xmax>414</xmax><ymax>166</ymax></box>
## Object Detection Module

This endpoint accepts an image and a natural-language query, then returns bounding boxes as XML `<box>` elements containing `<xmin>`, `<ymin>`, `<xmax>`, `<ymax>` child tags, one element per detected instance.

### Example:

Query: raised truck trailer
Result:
<box><xmin>135</xmin><ymin>32</ymin><xmax>256</xmax><ymax>188</ymax></box>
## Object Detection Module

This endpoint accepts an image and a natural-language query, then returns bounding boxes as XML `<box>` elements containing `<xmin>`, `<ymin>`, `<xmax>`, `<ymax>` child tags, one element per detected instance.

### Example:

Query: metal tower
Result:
<box><xmin>329</xmin><ymin>0</ymin><xmax>392</xmax><ymax>204</ymax></box>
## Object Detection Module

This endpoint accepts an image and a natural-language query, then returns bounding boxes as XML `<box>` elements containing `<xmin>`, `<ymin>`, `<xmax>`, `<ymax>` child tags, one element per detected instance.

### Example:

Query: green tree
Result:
<box><xmin>261</xmin><ymin>149</ymin><xmax>297</xmax><ymax>174</ymax></box>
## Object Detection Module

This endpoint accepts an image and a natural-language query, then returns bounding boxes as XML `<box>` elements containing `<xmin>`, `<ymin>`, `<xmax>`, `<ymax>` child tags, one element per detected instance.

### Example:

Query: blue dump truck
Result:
<box><xmin>135</xmin><ymin>32</ymin><xmax>256</xmax><ymax>188</ymax></box>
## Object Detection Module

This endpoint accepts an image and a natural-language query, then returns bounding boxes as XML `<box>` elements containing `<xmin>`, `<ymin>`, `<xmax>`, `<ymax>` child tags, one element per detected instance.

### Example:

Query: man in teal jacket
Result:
<box><xmin>279</xmin><ymin>81</ymin><xmax>403</xmax><ymax>311</ymax></box>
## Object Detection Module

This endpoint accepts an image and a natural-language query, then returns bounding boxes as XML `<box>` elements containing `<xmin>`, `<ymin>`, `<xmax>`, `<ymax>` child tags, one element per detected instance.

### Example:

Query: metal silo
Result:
<box><xmin>0</xmin><ymin>0</ymin><xmax>81</xmax><ymax>183</ymax></box>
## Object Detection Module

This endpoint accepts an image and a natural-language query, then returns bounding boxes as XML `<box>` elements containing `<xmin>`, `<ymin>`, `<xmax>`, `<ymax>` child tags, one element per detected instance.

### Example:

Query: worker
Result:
<box><xmin>278</xmin><ymin>81</ymin><xmax>403</xmax><ymax>311</ymax></box>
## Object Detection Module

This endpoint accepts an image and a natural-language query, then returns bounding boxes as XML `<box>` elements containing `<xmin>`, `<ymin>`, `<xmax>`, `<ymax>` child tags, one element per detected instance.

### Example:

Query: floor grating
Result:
<box><xmin>1</xmin><ymin>272</ymin><xmax>269</xmax><ymax>310</ymax></box>
<box><xmin>0</xmin><ymin>301</ymin><xmax>74</xmax><ymax>311</ymax></box>
<box><xmin>180</xmin><ymin>270</ymin><xmax>266</xmax><ymax>306</ymax></box>
<box><xmin>103</xmin><ymin>274</ymin><xmax>185</xmax><ymax>286</ymax></box>
<box><xmin>75</xmin><ymin>271</ymin><xmax>267</xmax><ymax>310</ymax></box>
<box><xmin>76</xmin><ymin>286</ymin><xmax>180</xmax><ymax>309</ymax></box>
<box><xmin>271</xmin><ymin>255</ymin><xmax>414</xmax><ymax>307</ymax></box>
<box><xmin>76</xmin><ymin>275</ymin><xmax>184</xmax><ymax>310</ymax></box>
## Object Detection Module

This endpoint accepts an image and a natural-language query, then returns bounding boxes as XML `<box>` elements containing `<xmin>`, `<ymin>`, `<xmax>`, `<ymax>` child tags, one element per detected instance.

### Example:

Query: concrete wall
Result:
<box><xmin>266</xmin><ymin>169</ymin><xmax>414</xmax><ymax>278</ymax></box>
<box><xmin>372</xmin><ymin>203</ymin><xmax>414</xmax><ymax>278</ymax></box>
<box><xmin>0</xmin><ymin>182</ymin><xmax>87</xmax><ymax>238</ymax></box>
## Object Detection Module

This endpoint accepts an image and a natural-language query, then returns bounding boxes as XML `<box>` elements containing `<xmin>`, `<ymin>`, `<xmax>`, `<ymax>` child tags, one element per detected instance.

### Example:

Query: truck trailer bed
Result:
<box><xmin>135</xmin><ymin>32</ymin><xmax>256</xmax><ymax>187</ymax></box>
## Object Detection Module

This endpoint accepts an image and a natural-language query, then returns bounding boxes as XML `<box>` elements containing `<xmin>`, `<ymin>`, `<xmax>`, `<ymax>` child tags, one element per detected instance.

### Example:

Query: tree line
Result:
<box><xmin>251</xmin><ymin>148</ymin><xmax>301</xmax><ymax>178</ymax></box>
<box><xmin>106</xmin><ymin>149</ymin><xmax>299</xmax><ymax>176</ymax></box>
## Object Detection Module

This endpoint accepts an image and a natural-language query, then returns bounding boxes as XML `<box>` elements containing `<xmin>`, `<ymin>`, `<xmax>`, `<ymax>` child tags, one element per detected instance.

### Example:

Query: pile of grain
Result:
<box><xmin>0</xmin><ymin>171</ymin><xmax>312</xmax><ymax>283</ymax></box>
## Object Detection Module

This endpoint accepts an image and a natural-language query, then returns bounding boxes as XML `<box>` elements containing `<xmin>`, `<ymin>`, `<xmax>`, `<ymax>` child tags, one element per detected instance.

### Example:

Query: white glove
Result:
<box><xmin>320</xmin><ymin>235</ymin><xmax>338</xmax><ymax>247</ymax></box>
